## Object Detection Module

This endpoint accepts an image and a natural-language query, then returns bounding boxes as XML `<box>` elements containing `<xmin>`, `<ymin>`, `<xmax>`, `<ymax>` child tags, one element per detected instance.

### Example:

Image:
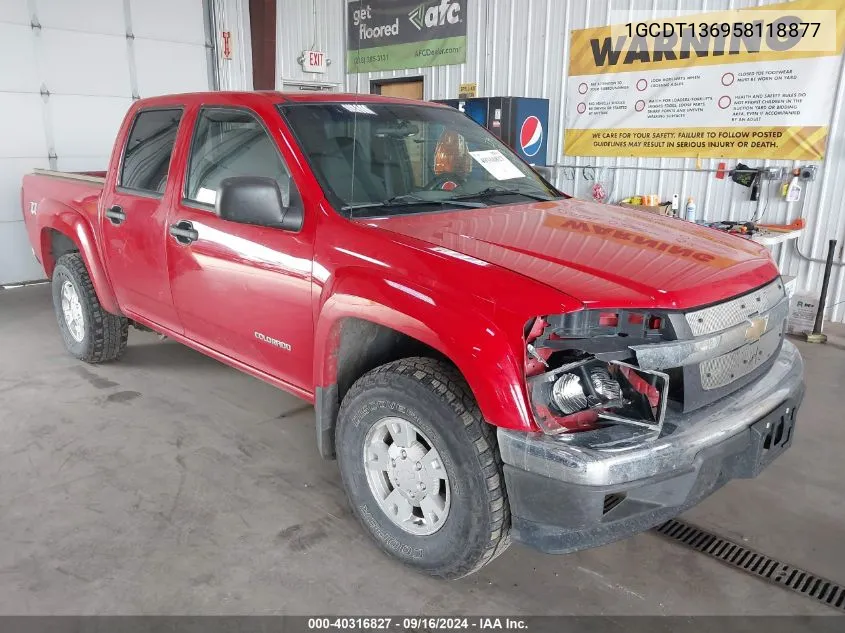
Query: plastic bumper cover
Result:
<box><xmin>498</xmin><ymin>340</ymin><xmax>805</xmax><ymax>554</ymax></box>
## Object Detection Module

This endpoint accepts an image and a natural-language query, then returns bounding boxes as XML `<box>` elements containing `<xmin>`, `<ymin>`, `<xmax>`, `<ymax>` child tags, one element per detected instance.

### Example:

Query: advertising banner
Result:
<box><xmin>347</xmin><ymin>0</ymin><xmax>468</xmax><ymax>73</ymax></box>
<box><xmin>564</xmin><ymin>0</ymin><xmax>845</xmax><ymax>160</ymax></box>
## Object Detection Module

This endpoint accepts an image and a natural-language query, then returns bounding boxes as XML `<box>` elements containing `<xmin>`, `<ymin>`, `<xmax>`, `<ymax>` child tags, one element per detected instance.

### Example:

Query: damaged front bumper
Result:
<box><xmin>498</xmin><ymin>340</ymin><xmax>805</xmax><ymax>554</ymax></box>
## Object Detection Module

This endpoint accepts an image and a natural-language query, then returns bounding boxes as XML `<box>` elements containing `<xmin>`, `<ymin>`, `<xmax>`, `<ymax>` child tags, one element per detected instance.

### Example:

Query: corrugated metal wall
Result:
<box><xmin>278</xmin><ymin>0</ymin><xmax>346</xmax><ymax>88</ymax></box>
<box><xmin>214</xmin><ymin>0</ymin><xmax>254</xmax><ymax>91</ymax></box>
<box><xmin>273</xmin><ymin>0</ymin><xmax>845</xmax><ymax>323</ymax></box>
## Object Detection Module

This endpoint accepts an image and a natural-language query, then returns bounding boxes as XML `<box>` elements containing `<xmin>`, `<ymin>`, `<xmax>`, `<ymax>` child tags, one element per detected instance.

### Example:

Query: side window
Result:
<box><xmin>186</xmin><ymin>108</ymin><xmax>292</xmax><ymax>207</ymax></box>
<box><xmin>120</xmin><ymin>109</ymin><xmax>183</xmax><ymax>195</ymax></box>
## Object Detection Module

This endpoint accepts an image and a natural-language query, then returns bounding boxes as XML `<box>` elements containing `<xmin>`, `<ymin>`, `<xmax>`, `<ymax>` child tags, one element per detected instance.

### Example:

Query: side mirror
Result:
<box><xmin>532</xmin><ymin>165</ymin><xmax>554</xmax><ymax>182</ymax></box>
<box><xmin>216</xmin><ymin>176</ymin><xmax>303</xmax><ymax>232</ymax></box>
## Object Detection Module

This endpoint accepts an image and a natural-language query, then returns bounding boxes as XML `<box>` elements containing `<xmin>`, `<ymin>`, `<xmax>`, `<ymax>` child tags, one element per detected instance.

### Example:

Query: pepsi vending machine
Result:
<box><xmin>434</xmin><ymin>97</ymin><xmax>550</xmax><ymax>166</ymax></box>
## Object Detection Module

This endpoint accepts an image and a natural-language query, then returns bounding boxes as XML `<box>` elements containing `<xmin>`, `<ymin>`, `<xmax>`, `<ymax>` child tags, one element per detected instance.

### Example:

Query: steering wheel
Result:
<box><xmin>424</xmin><ymin>173</ymin><xmax>467</xmax><ymax>192</ymax></box>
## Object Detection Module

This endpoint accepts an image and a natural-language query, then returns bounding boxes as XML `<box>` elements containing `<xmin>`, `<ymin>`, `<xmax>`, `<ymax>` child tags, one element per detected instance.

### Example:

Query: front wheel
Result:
<box><xmin>336</xmin><ymin>357</ymin><xmax>510</xmax><ymax>579</ymax></box>
<box><xmin>51</xmin><ymin>253</ymin><xmax>128</xmax><ymax>363</ymax></box>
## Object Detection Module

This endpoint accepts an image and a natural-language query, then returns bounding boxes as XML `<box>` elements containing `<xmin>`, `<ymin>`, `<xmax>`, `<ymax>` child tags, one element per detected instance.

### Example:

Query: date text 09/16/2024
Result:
<box><xmin>307</xmin><ymin>618</ymin><xmax>528</xmax><ymax>630</ymax></box>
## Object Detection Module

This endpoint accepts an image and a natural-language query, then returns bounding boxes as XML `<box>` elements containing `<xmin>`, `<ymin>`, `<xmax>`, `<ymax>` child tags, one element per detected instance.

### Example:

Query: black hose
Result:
<box><xmin>811</xmin><ymin>239</ymin><xmax>837</xmax><ymax>337</ymax></box>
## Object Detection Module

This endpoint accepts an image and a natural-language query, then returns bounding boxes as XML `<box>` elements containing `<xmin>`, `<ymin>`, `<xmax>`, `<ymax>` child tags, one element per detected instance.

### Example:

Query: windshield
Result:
<box><xmin>278</xmin><ymin>102</ymin><xmax>561</xmax><ymax>217</ymax></box>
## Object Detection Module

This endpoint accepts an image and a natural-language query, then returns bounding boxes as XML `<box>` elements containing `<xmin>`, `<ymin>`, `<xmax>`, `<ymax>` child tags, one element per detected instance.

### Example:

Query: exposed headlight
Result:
<box><xmin>588</xmin><ymin>366</ymin><xmax>622</xmax><ymax>401</ymax></box>
<box><xmin>551</xmin><ymin>367</ymin><xmax>623</xmax><ymax>415</ymax></box>
<box><xmin>551</xmin><ymin>373</ymin><xmax>589</xmax><ymax>414</ymax></box>
<box><xmin>528</xmin><ymin>356</ymin><xmax>669</xmax><ymax>435</ymax></box>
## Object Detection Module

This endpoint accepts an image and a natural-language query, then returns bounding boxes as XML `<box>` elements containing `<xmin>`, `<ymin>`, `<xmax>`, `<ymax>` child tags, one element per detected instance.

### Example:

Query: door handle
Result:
<box><xmin>169</xmin><ymin>220</ymin><xmax>199</xmax><ymax>245</ymax></box>
<box><xmin>105</xmin><ymin>205</ymin><xmax>126</xmax><ymax>225</ymax></box>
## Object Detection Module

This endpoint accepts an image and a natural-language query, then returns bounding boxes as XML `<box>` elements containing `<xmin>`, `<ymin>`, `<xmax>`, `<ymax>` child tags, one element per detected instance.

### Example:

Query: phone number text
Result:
<box><xmin>350</xmin><ymin>53</ymin><xmax>389</xmax><ymax>65</ymax></box>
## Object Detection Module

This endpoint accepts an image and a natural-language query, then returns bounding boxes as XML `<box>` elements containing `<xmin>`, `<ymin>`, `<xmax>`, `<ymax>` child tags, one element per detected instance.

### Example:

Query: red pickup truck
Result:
<box><xmin>22</xmin><ymin>91</ymin><xmax>804</xmax><ymax>579</ymax></box>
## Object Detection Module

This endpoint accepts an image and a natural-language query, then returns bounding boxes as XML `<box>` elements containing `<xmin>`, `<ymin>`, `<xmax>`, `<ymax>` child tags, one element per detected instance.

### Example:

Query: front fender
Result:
<box><xmin>314</xmin><ymin>269</ymin><xmax>536</xmax><ymax>432</ymax></box>
<box><xmin>37</xmin><ymin>201</ymin><xmax>121</xmax><ymax>315</ymax></box>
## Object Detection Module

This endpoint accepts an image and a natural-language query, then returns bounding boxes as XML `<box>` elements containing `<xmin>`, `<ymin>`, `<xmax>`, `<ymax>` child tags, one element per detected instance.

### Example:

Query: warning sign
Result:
<box><xmin>564</xmin><ymin>0</ymin><xmax>845</xmax><ymax>160</ymax></box>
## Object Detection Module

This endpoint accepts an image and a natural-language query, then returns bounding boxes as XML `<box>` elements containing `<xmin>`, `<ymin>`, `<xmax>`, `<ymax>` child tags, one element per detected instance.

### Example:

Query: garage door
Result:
<box><xmin>0</xmin><ymin>0</ymin><xmax>212</xmax><ymax>285</ymax></box>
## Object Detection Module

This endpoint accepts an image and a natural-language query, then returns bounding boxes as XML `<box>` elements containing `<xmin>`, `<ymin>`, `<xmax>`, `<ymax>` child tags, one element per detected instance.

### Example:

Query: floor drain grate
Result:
<box><xmin>654</xmin><ymin>518</ymin><xmax>845</xmax><ymax>613</ymax></box>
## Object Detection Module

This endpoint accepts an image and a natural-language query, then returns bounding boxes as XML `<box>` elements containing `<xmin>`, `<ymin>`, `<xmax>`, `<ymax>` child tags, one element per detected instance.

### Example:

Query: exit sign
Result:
<box><xmin>301</xmin><ymin>50</ymin><xmax>327</xmax><ymax>73</ymax></box>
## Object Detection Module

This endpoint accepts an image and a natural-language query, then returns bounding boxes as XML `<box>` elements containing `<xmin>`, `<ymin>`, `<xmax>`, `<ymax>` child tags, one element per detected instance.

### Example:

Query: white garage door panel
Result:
<box><xmin>51</xmin><ymin>95</ymin><xmax>133</xmax><ymax>159</ymax></box>
<box><xmin>0</xmin><ymin>221</ymin><xmax>44</xmax><ymax>285</ymax></box>
<box><xmin>0</xmin><ymin>24</ymin><xmax>39</xmax><ymax>93</ymax></box>
<box><xmin>0</xmin><ymin>94</ymin><xmax>48</xmax><ymax>158</ymax></box>
<box><xmin>37</xmin><ymin>0</ymin><xmax>125</xmax><ymax>36</ymax></box>
<box><xmin>130</xmin><ymin>0</ymin><xmax>206</xmax><ymax>45</ymax></box>
<box><xmin>134</xmin><ymin>40</ymin><xmax>208</xmax><ymax>97</ymax></box>
<box><xmin>0</xmin><ymin>0</ymin><xmax>210</xmax><ymax>286</ymax></box>
<box><xmin>0</xmin><ymin>157</ymin><xmax>49</xmax><ymax>223</ymax></box>
<box><xmin>2</xmin><ymin>0</ymin><xmax>30</xmax><ymax>26</ymax></box>
<box><xmin>41</xmin><ymin>30</ymin><xmax>131</xmax><ymax>97</ymax></box>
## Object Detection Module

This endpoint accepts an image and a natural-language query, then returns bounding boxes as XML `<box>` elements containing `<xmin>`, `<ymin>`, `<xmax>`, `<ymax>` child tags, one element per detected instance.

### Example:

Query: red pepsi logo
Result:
<box><xmin>520</xmin><ymin>116</ymin><xmax>543</xmax><ymax>157</ymax></box>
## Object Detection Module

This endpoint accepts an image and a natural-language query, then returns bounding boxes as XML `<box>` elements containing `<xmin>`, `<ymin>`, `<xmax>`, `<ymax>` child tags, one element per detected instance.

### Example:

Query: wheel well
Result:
<box><xmin>337</xmin><ymin>318</ymin><xmax>445</xmax><ymax>402</ymax></box>
<box><xmin>43</xmin><ymin>229</ymin><xmax>79</xmax><ymax>277</ymax></box>
<box><xmin>315</xmin><ymin>317</ymin><xmax>451</xmax><ymax>460</ymax></box>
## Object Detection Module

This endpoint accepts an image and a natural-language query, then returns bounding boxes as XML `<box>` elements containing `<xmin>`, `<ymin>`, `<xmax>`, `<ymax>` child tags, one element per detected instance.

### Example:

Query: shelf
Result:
<box><xmin>751</xmin><ymin>228</ymin><xmax>804</xmax><ymax>246</ymax></box>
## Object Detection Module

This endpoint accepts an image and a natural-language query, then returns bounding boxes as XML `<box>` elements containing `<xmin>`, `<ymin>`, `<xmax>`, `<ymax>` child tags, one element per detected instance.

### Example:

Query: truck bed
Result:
<box><xmin>21</xmin><ymin>169</ymin><xmax>106</xmax><ymax>272</ymax></box>
<box><xmin>32</xmin><ymin>168</ymin><xmax>106</xmax><ymax>184</ymax></box>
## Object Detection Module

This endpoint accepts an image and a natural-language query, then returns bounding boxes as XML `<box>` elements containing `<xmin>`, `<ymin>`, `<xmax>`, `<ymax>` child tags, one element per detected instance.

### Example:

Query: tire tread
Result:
<box><xmin>340</xmin><ymin>356</ymin><xmax>511</xmax><ymax>578</ymax></box>
<box><xmin>55</xmin><ymin>253</ymin><xmax>128</xmax><ymax>363</ymax></box>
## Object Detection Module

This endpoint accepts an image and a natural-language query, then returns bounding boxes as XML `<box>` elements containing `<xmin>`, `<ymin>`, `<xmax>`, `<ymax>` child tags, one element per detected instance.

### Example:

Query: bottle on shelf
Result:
<box><xmin>685</xmin><ymin>196</ymin><xmax>697</xmax><ymax>223</ymax></box>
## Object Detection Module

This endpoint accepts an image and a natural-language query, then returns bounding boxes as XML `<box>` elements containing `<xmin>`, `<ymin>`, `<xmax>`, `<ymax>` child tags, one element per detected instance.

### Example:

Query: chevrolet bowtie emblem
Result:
<box><xmin>744</xmin><ymin>316</ymin><xmax>768</xmax><ymax>343</ymax></box>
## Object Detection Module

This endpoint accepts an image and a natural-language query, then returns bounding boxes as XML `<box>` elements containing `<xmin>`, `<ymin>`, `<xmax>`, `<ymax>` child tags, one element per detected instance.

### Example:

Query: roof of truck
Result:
<box><xmin>133</xmin><ymin>91</ymin><xmax>444</xmax><ymax>108</ymax></box>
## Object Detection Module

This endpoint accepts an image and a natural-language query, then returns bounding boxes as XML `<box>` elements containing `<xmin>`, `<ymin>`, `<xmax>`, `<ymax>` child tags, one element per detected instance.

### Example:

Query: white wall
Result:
<box><xmin>0</xmin><ymin>0</ymin><xmax>212</xmax><ymax>285</ymax></box>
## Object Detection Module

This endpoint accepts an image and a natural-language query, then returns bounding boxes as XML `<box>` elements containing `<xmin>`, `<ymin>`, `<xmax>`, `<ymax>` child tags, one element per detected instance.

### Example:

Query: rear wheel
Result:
<box><xmin>51</xmin><ymin>253</ymin><xmax>128</xmax><ymax>363</ymax></box>
<box><xmin>336</xmin><ymin>357</ymin><xmax>510</xmax><ymax>579</ymax></box>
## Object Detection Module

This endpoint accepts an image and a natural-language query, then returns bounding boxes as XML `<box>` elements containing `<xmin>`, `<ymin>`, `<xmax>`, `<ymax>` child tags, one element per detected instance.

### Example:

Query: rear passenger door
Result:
<box><xmin>165</xmin><ymin>106</ymin><xmax>314</xmax><ymax>390</ymax></box>
<box><xmin>100</xmin><ymin>107</ymin><xmax>184</xmax><ymax>333</ymax></box>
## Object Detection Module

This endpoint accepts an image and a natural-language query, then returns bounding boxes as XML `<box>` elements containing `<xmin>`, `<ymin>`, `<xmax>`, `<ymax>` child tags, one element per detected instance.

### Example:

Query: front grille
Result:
<box><xmin>685</xmin><ymin>278</ymin><xmax>785</xmax><ymax>337</ymax></box>
<box><xmin>679</xmin><ymin>279</ymin><xmax>787</xmax><ymax>409</ymax></box>
<box><xmin>630</xmin><ymin>279</ymin><xmax>788</xmax><ymax>410</ymax></box>
<box><xmin>700</xmin><ymin>326</ymin><xmax>783</xmax><ymax>390</ymax></box>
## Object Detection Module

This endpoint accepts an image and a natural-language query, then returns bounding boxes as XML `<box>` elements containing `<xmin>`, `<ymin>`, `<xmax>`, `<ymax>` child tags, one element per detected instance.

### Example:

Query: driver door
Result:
<box><xmin>165</xmin><ymin>106</ymin><xmax>314</xmax><ymax>390</ymax></box>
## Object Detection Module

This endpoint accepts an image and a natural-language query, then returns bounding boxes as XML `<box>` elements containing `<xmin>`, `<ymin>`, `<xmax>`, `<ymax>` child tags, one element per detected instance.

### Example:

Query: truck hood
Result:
<box><xmin>364</xmin><ymin>198</ymin><xmax>779</xmax><ymax>310</ymax></box>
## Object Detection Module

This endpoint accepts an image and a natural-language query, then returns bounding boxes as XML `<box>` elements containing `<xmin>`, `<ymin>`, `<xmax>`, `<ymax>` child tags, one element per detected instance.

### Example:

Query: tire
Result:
<box><xmin>336</xmin><ymin>357</ymin><xmax>510</xmax><ymax>579</ymax></box>
<box><xmin>51</xmin><ymin>253</ymin><xmax>128</xmax><ymax>363</ymax></box>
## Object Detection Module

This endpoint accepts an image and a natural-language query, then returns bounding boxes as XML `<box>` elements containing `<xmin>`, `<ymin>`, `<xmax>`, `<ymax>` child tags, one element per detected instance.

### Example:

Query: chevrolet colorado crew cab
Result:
<box><xmin>22</xmin><ymin>92</ymin><xmax>804</xmax><ymax>579</ymax></box>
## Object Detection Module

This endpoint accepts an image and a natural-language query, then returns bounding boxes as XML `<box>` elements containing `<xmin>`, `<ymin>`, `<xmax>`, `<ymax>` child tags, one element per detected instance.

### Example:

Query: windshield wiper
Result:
<box><xmin>342</xmin><ymin>194</ymin><xmax>485</xmax><ymax>215</ymax></box>
<box><xmin>448</xmin><ymin>187</ymin><xmax>555</xmax><ymax>203</ymax></box>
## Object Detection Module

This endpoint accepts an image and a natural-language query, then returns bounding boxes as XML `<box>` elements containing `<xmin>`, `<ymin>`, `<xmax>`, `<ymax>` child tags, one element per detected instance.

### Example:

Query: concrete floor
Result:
<box><xmin>1</xmin><ymin>283</ymin><xmax>843</xmax><ymax>615</ymax></box>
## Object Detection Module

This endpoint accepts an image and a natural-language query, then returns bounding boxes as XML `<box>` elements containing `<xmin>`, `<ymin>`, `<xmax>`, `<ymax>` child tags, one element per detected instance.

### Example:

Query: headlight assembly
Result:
<box><xmin>524</xmin><ymin>312</ymin><xmax>673</xmax><ymax>436</ymax></box>
<box><xmin>528</xmin><ymin>356</ymin><xmax>669</xmax><ymax>435</ymax></box>
<box><xmin>551</xmin><ymin>373</ymin><xmax>589</xmax><ymax>414</ymax></box>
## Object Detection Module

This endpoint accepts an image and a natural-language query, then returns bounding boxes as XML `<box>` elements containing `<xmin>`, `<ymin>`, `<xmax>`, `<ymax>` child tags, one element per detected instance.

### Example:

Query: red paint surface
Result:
<box><xmin>20</xmin><ymin>92</ymin><xmax>780</xmax><ymax>433</ymax></box>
